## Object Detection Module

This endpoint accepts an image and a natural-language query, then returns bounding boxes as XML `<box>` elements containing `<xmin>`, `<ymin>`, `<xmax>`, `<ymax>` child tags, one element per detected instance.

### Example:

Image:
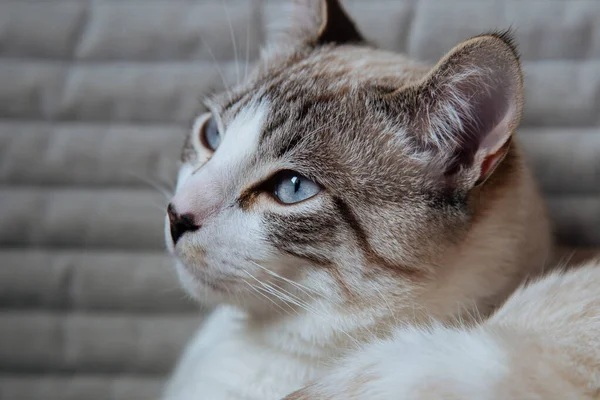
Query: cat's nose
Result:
<box><xmin>167</xmin><ymin>203</ymin><xmax>200</xmax><ymax>245</ymax></box>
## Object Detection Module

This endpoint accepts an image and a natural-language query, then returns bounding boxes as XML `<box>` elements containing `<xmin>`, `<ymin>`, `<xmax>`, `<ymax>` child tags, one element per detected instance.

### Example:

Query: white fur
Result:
<box><xmin>303</xmin><ymin>324</ymin><xmax>509</xmax><ymax>399</ymax></box>
<box><xmin>164</xmin><ymin>275</ymin><xmax>402</xmax><ymax>400</ymax></box>
<box><xmin>163</xmin><ymin>268</ymin><xmax>395</xmax><ymax>399</ymax></box>
<box><xmin>162</xmin><ymin>306</ymin><xmax>322</xmax><ymax>400</ymax></box>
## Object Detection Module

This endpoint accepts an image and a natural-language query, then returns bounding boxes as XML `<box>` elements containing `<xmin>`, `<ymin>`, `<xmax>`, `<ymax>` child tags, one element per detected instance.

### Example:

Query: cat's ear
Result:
<box><xmin>312</xmin><ymin>0</ymin><xmax>364</xmax><ymax>45</ymax></box>
<box><xmin>269</xmin><ymin>0</ymin><xmax>364</xmax><ymax>47</ymax></box>
<box><xmin>408</xmin><ymin>32</ymin><xmax>524</xmax><ymax>188</ymax></box>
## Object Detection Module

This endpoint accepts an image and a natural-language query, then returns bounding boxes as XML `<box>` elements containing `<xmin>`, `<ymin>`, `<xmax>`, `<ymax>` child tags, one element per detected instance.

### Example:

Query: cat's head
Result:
<box><xmin>165</xmin><ymin>0</ymin><xmax>525</xmax><ymax>316</ymax></box>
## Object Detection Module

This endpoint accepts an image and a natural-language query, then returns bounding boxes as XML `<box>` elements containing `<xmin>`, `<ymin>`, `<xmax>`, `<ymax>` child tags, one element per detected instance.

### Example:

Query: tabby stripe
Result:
<box><xmin>332</xmin><ymin>196</ymin><xmax>372</xmax><ymax>253</ymax></box>
<box><xmin>260</xmin><ymin>112</ymin><xmax>288</xmax><ymax>144</ymax></box>
<box><xmin>333</xmin><ymin>196</ymin><xmax>420</xmax><ymax>276</ymax></box>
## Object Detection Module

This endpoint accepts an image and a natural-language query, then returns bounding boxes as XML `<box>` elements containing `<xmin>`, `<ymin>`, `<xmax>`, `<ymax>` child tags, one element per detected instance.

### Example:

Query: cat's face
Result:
<box><xmin>165</xmin><ymin>0</ymin><xmax>524</xmax><ymax>315</ymax></box>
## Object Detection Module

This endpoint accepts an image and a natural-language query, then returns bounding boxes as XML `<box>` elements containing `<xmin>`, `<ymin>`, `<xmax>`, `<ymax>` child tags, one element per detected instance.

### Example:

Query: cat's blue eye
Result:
<box><xmin>200</xmin><ymin>116</ymin><xmax>221</xmax><ymax>151</ymax></box>
<box><xmin>272</xmin><ymin>171</ymin><xmax>321</xmax><ymax>204</ymax></box>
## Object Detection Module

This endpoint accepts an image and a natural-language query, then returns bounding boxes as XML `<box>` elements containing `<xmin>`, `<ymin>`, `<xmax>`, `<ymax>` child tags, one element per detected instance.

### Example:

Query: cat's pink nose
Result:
<box><xmin>167</xmin><ymin>203</ymin><xmax>200</xmax><ymax>245</ymax></box>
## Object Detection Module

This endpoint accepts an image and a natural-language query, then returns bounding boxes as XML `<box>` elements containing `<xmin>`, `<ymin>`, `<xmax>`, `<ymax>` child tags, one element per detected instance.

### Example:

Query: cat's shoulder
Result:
<box><xmin>286</xmin><ymin>260</ymin><xmax>600</xmax><ymax>400</ymax></box>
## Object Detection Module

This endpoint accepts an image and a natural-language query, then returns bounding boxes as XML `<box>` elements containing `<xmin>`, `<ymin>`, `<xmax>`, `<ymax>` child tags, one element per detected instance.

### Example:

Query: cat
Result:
<box><xmin>286</xmin><ymin>258</ymin><xmax>600</xmax><ymax>400</ymax></box>
<box><xmin>162</xmin><ymin>0</ymin><xmax>551</xmax><ymax>399</ymax></box>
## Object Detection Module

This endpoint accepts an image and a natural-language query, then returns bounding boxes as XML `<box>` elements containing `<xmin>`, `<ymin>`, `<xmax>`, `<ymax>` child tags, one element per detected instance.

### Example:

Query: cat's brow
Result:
<box><xmin>276</xmin><ymin>134</ymin><xmax>303</xmax><ymax>158</ymax></box>
<box><xmin>221</xmin><ymin>89</ymin><xmax>252</xmax><ymax>112</ymax></box>
<box><xmin>206</xmin><ymin>87</ymin><xmax>254</xmax><ymax>120</ymax></box>
<box><xmin>259</xmin><ymin>112</ymin><xmax>288</xmax><ymax>146</ymax></box>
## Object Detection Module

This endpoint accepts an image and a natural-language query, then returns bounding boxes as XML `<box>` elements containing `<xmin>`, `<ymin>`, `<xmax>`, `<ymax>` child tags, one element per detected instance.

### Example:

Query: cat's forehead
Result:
<box><xmin>204</xmin><ymin>46</ymin><xmax>435</xmax><ymax>201</ymax></box>
<box><xmin>213</xmin><ymin>46</ymin><xmax>428</xmax><ymax>120</ymax></box>
<box><xmin>210</xmin><ymin>46</ymin><xmax>430</xmax><ymax>160</ymax></box>
<box><xmin>260</xmin><ymin>46</ymin><xmax>426</xmax><ymax>92</ymax></box>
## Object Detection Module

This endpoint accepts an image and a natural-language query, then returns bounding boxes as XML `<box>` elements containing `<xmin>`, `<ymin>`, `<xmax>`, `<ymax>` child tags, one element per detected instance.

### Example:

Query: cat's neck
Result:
<box><xmin>237</xmin><ymin>301</ymin><xmax>394</xmax><ymax>361</ymax></box>
<box><xmin>419</xmin><ymin>143</ymin><xmax>552</xmax><ymax>320</ymax></box>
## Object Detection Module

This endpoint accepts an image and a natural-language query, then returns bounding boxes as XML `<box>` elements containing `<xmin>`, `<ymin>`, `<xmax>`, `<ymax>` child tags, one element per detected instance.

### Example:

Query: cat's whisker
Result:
<box><xmin>269</xmin><ymin>275</ymin><xmax>322</xmax><ymax>306</ymax></box>
<box><xmin>260</xmin><ymin>283</ymin><xmax>362</xmax><ymax>349</ymax></box>
<box><xmin>198</xmin><ymin>33</ymin><xmax>233</xmax><ymax>99</ymax></box>
<box><xmin>253</xmin><ymin>284</ymin><xmax>301</xmax><ymax>316</ymax></box>
<box><xmin>248</xmin><ymin>260</ymin><xmax>322</xmax><ymax>298</ymax></box>
<box><xmin>126</xmin><ymin>171</ymin><xmax>173</xmax><ymax>200</ymax></box>
<box><xmin>262</xmin><ymin>280</ymin><xmax>316</xmax><ymax>313</ymax></box>
<box><xmin>244</xmin><ymin>270</ymin><xmax>325</xmax><ymax>319</ymax></box>
<box><xmin>245</xmin><ymin>271</ymin><xmax>316</xmax><ymax>314</ymax></box>
<box><xmin>243</xmin><ymin>10</ymin><xmax>251</xmax><ymax>82</ymax></box>
<box><xmin>240</xmin><ymin>279</ymin><xmax>266</xmax><ymax>304</ymax></box>
<box><xmin>243</xmin><ymin>269</ymin><xmax>291</xmax><ymax>301</ymax></box>
<box><xmin>246</xmin><ymin>273</ymin><xmax>362</xmax><ymax>348</ymax></box>
<box><xmin>221</xmin><ymin>1</ymin><xmax>240</xmax><ymax>85</ymax></box>
<box><xmin>242</xmin><ymin>279</ymin><xmax>294</xmax><ymax>316</ymax></box>
<box><xmin>244</xmin><ymin>285</ymin><xmax>281</xmax><ymax>314</ymax></box>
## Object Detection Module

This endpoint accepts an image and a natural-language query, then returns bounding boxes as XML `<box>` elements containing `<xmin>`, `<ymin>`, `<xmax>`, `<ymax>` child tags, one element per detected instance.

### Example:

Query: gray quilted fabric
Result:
<box><xmin>0</xmin><ymin>0</ymin><xmax>599</xmax><ymax>399</ymax></box>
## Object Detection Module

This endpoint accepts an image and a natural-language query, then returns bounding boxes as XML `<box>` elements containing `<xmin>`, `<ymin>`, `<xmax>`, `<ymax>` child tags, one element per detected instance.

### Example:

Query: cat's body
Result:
<box><xmin>288</xmin><ymin>259</ymin><xmax>600</xmax><ymax>400</ymax></box>
<box><xmin>162</xmin><ymin>1</ymin><xmax>558</xmax><ymax>399</ymax></box>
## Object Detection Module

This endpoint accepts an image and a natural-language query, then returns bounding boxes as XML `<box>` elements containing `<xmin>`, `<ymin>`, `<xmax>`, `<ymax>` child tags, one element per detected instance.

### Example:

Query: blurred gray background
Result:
<box><xmin>0</xmin><ymin>0</ymin><xmax>599</xmax><ymax>399</ymax></box>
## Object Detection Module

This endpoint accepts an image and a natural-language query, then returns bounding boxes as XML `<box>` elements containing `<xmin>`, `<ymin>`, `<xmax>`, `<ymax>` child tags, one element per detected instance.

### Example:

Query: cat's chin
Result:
<box><xmin>173</xmin><ymin>260</ymin><xmax>233</xmax><ymax>301</ymax></box>
<box><xmin>172</xmin><ymin>259</ymin><xmax>270</xmax><ymax>312</ymax></box>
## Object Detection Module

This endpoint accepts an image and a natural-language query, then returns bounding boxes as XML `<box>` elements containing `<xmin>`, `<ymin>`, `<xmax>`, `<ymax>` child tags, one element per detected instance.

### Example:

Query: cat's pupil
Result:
<box><xmin>291</xmin><ymin>176</ymin><xmax>300</xmax><ymax>192</ymax></box>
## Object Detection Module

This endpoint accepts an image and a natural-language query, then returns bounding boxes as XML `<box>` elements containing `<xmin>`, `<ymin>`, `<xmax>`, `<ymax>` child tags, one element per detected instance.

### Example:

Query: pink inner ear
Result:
<box><xmin>475</xmin><ymin>137</ymin><xmax>512</xmax><ymax>186</ymax></box>
<box><xmin>479</xmin><ymin>102</ymin><xmax>516</xmax><ymax>154</ymax></box>
<box><xmin>439</xmin><ymin>65</ymin><xmax>517</xmax><ymax>180</ymax></box>
<box><xmin>472</xmin><ymin>100</ymin><xmax>516</xmax><ymax>185</ymax></box>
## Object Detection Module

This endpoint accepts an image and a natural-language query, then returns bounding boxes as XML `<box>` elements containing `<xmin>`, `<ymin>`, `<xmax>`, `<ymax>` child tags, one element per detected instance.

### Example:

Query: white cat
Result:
<box><xmin>162</xmin><ymin>1</ymin><xmax>552</xmax><ymax>399</ymax></box>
